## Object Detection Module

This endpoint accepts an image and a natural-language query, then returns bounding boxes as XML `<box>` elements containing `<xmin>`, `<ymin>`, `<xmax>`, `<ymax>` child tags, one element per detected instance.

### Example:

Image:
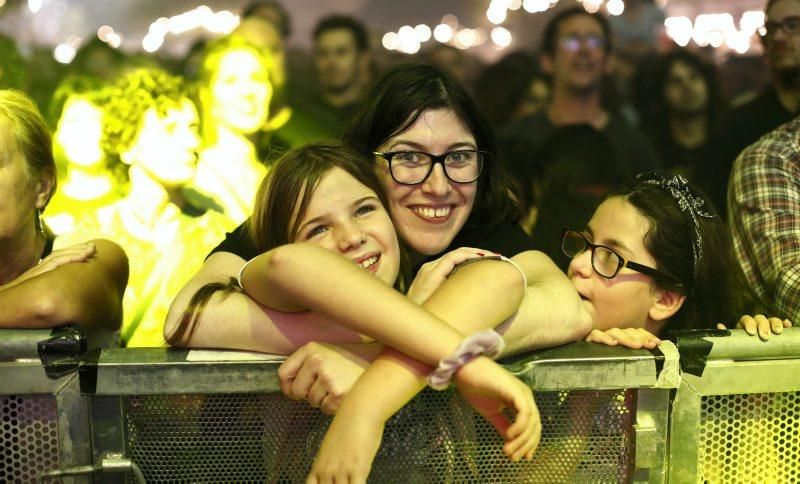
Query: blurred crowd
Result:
<box><xmin>1</xmin><ymin>0</ymin><xmax>798</xmax><ymax>346</ymax></box>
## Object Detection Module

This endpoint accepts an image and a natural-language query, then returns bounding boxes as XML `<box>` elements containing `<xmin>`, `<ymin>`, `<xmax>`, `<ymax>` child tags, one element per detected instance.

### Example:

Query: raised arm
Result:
<box><xmin>0</xmin><ymin>239</ymin><xmax>128</xmax><ymax>330</ymax></box>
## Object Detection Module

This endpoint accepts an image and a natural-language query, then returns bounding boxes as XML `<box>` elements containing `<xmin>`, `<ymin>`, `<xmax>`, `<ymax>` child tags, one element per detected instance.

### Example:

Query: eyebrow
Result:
<box><xmin>585</xmin><ymin>225</ymin><xmax>633</xmax><ymax>254</ymax></box>
<box><xmin>386</xmin><ymin>139</ymin><xmax>477</xmax><ymax>152</ymax></box>
<box><xmin>298</xmin><ymin>195</ymin><xmax>379</xmax><ymax>231</ymax></box>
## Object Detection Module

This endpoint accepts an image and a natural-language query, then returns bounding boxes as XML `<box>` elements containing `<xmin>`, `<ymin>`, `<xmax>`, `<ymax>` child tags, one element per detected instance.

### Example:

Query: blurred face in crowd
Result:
<box><xmin>124</xmin><ymin>98</ymin><xmax>200</xmax><ymax>188</ymax></box>
<box><xmin>54</xmin><ymin>96</ymin><xmax>104</xmax><ymax>168</ymax></box>
<box><xmin>515</xmin><ymin>77</ymin><xmax>551</xmax><ymax>120</ymax></box>
<box><xmin>567</xmin><ymin>197</ymin><xmax>678</xmax><ymax>335</ymax></box>
<box><xmin>663</xmin><ymin>60</ymin><xmax>708</xmax><ymax>117</ymax></box>
<box><xmin>764</xmin><ymin>0</ymin><xmax>800</xmax><ymax>79</ymax></box>
<box><xmin>375</xmin><ymin>108</ymin><xmax>478</xmax><ymax>257</ymax></box>
<box><xmin>544</xmin><ymin>14</ymin><xmax>609</xmax><ymax>93</ymax></box>
<box><xmin>295</xmin><ymin>167</ymin><xmax>400</xmax><ymax>286</ymax></box>
<box><xmin>314</xmin><ymin>28</ymin><xmax>364</xmax><ymax>95</ymax></box>
<box><xmin>235</xmin><ymin>17</ymin><xmax>286</xmax><ymax>88</ymax></box>
<box><xmin>0</xmin><ymin>118</ymin><xmax>51</xmax><ymax>242</ymax></box>
<box><xmin>210</xmin><ymin>47</ymin><xmax>272</xmax><ymax>134</ymax></box>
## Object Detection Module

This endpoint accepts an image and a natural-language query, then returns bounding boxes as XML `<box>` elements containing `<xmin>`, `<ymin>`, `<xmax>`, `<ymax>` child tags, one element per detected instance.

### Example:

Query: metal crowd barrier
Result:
<box><xmin>2</xmin><ymin>327</ymin><xmax>798</xmax><ymax>483</ymax></box>
<box><xmin>0</xmin><ymin>328</ymin><xmax>91</xmax><ymax>484</ymax></box>
<box><xmin>669</xmin><ymin>328</ymin><xmax>800</xmax><ymax>484</ymax></box>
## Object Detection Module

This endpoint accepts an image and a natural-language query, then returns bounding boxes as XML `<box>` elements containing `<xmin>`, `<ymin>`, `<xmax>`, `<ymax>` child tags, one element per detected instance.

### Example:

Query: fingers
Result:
<box><xmin>586</xmin><ymin>328</ymin><xmax>660</xmax><ymax>349</ymax></box>
<box><xmin>716</xmin><ymin>323</ymin><xmax>727</xmax><ymax>330</ymax></box>
<box><xmin>737</xmin><ymin>314</ymin><xmax>793</xmax><ymax>339</ymax></box>
<box><xmin>584</xmin><ymin>329</ymin><xmax>619</xmax><ymax>346</ymax></box>
<box><xmin>278</xmin><ymin>347</ymin><xmax>308</xmax><ymax>397</ymax></box>
<box><xmin>289</xmin><ymin>362</ymin><xmax>318</xmax><ymax>401</ymax></box>
<box><xmin>770</xmin><ymin>317</ymin><xmax>785</xmax><ymax>335</ymax></box>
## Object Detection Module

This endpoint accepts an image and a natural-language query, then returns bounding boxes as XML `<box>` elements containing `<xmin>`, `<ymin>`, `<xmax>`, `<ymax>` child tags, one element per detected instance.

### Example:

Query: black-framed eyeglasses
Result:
<box><xmin>561</xmin><ymin>229</ymin><xmax>684</xmax><ymax>287</ymax></box>
<box><xmin>373</xmin><ymin>150</ymin><xmax>485</xmax><ymax>185</ymax></box>
<box><xmin>558</xmin><ymin>34</ymin><xmax>605</xmax><ymax>52</ymax></box>
<box><xmin>761</xmin><ymin>15</ymin><xmax>800</xmax><ymax>37</ymax></box>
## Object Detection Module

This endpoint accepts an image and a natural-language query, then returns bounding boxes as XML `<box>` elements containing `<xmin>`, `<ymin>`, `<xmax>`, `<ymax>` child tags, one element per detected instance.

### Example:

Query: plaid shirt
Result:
<box><xmin>729</xmin><ymin>116</ymin><xmax>800</xmax><ymax>321</ymax></box>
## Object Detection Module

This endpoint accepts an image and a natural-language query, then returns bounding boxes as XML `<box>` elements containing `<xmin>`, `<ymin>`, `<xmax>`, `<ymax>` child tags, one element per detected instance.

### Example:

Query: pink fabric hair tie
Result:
<box><xmin>427</xmin><ymin>329</ymin><xmax>505</xmax><ymax>390</ymax></box>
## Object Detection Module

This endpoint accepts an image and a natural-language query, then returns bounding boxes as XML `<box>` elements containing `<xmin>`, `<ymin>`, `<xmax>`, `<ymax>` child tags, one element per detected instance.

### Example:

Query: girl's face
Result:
<box><xmin>210</xmin><ymin>48</ymin><xmax>272</xmax><ymax>134</ymax></box>
<box><xmin>567</xmin><ymin>197</ymin><xmax>662</xmax><ymax>332</ymax></box>
<box><xmin>375</xmin><ymin>108</ymin><xmax>478</xmax><ymax>257</ymax></box>
<box><xmin>294</xmin><ymin>167</ymin><xmax>400</xmax><ymax>286</ymax></box>
<box><xmin>55</xmin><ymin>96</ymin><xmax>104</xmax><ymax>168</ymax></box>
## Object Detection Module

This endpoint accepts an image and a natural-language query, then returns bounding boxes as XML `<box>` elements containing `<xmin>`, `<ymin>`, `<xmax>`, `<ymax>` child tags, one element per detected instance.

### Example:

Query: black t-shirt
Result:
<box><xmin>499</xmin><ymin>110</ymin><xmax>661</xmax><ymax>185</ymax></box>
<box><xmin>207</xmin><ymin>219</ymin><xmax>535</xmax><ymax>278</ymax></box>
<box><xmin>698</xmin><ymin>87</ymin><xmax>795</xmax><ymax>218</ymax></box>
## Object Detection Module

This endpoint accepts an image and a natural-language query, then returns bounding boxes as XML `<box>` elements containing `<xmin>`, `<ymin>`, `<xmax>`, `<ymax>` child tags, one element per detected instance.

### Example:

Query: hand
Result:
<box><xmin>278</xmin><ymin>342</ymin><xmax>367</xmax><ymax>414</ymax></box>
<box><xmin>405</xmin><ymin>247</ymin><xmax>490</xmax><ymax>305</ymax></box>
<box><xmin>454</xmin><ymin>356</ymin><xmax>541</xmax><ymax>462</ymax></box>
<box><xmin>584</xmin><ymin>327</ymin><xmax>661</xmax><ymax>349</ymax></box>
<box><xmin>307</xmin><ymin>405</ymin><xmax>383</xmax><ymax>484</ymax></box>
<box><xmin>2</xmin><ymin>242</ymin><xmax>95</xmax><ymax>289</ymax></box>
<box><xmin>716</xmin><ymin>315</ymin><xmax>792</xmax><ymax>341</ymax></box>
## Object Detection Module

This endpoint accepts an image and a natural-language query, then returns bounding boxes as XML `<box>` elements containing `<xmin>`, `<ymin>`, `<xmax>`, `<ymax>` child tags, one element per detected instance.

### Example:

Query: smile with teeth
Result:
<box><xmin>360</xmin><ymin>255</ymin><xmax>379</xmax><ymax>269</ymax></box>
<box><xmin>412</xmin><ymin>206</ymin><xmax>451</xmax><ymax>219</ymax></box>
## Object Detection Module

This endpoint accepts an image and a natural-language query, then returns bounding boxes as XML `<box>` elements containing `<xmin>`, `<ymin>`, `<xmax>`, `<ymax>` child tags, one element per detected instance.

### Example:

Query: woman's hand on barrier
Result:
<box><xmin>405</xmin><ymin>247</ymin><xmax>490</xmax><ymax>305</ymax></box>
<box><xmin>584</xmin><ymin>327</ymin><xmax>661</xmax><ymax>349</ymax></box>
<box><xmin>716</xmin><ymin>315</ymin><xmax>792</xmax><ymax>341</ymax></box>
<box><xmin>307</xmin><ymin>404</ymin><xmax>383</xmax><ymax>484</ymax></box>
<box><xmin>1</xmin><ymin>242</ymin><xmax>96</xmax><ymax>290</ymax></box>
<box><xmin>278</xmin><ymin>342</ymin><xmax>367</xmax><ymax>414</ymax></box>
<box><xmin>454</xmin><ymin>356</ymin><xmax>541</xmax><ymax>461</ymax></box>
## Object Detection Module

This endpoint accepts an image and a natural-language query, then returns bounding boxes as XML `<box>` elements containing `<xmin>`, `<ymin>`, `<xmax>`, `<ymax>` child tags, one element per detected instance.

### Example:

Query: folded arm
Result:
<box><xmin>499</xmin><ymin>250</ymin><xmax>592</xmax><ymax>355</ymax></box>
<box><xmin>0</xmin><ymin>239</ymin><xmax>128</xmax><ymax>330</ymax></box>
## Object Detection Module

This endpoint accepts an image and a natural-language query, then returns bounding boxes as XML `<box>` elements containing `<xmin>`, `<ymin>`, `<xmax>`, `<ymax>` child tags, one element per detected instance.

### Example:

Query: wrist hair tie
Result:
<box><xmin>428</xmin><ymin>329</ymin><xmax>506</xmax><ymax>390</ymax></box>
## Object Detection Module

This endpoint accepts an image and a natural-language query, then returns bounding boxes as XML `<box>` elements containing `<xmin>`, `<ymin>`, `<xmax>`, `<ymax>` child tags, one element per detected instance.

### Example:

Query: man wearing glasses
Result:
<box><xmin>699</xmin><ymin>0</ymin><xmax>800</xmax><ymax>217</ymax></box>
<box><xmin>500</xmin><ymin>6</ymin><xmax>659</xmax><ymax>188</ymax></box>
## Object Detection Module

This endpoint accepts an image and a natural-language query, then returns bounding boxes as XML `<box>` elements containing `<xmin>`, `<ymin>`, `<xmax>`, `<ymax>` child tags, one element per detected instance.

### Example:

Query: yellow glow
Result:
<box><xmin>209</xmin><ymin>48</ymin><xmax>272</xmax><ymax>134</ymax></box>
<box><xmin>124</xmin><ymin>99</ymin><xmax>200</xmax><ymax>188</ymax></box>
<box><xmin>55</xmin><ymin>97</ymin><xmax>104</xmax><ymax>168</ymax></box>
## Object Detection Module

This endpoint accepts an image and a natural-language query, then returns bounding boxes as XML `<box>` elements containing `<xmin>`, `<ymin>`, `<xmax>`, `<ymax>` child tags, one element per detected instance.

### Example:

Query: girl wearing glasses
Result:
<box><xmin>562</xmin><ymin>172</ymin><xmax>790</xmax><ymax>349</ymax></box>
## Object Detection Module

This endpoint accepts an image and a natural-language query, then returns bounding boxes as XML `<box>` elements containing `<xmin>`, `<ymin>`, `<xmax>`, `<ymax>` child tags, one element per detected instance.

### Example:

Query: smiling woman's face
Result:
<box><xmin>375</xmin><ymin>108</ymin><xmax>478</xmax><ymax>257</ymax></box>
<box><xmin>567</xmin><ymin>196</ymin><xmax>660</xmax><ymax>332</ymax></box>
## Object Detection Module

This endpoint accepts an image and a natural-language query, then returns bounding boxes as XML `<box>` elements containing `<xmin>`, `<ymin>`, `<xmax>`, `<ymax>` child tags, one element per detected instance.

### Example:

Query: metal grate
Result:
<box><xmin>698</xmin><ymin>391</ymin><xmax>800</xmax><ymax>484</ymax></box>
<box><xmin>124</xmin><ymin>389</ymin><xmax>634</xmax><ymax>483</ymax></box>
<box><xmin>1</xmin><ymin>394</ymin><xmax>61</xmax><ymax>483</ymax></box>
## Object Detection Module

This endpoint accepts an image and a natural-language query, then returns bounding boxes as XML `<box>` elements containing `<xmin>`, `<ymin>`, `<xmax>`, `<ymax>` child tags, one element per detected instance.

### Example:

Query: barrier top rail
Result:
<box><xmin>78</xmin><ymin>341</ymin><xmax>680</xmax><ymax>396</ymax></box>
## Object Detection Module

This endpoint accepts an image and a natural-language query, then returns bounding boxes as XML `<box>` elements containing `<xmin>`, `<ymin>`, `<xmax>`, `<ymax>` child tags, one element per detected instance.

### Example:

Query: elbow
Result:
<box><xmin>570</xmin><ymin>305</ymin><xmax>593</xmax><ymax>340</ymax></box>
<box><xmin>27</xmin><ymin>291</ymin><xmax>73</xmax><ymax>328</ymax></box>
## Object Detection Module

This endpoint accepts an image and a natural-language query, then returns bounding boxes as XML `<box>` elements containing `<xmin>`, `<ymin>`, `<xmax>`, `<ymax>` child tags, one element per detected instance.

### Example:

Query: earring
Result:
<box><xmin>36</xmin><ymin>208</ymin><xmax>45</xmax><ymax>236</ymax></box>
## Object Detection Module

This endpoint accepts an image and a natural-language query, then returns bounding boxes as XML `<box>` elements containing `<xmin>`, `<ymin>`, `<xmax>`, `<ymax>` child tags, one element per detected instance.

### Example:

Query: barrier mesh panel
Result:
<box><xmin>698</xmin><ymin>391</ymin><xmax>800</xmax><ymax>484</ymax></box>
<box><xmin>1</xmin><ymin>394</ymin><xmax>61</xmax><ymax>483</ymax></box>
<box><xmin>124</xmin><ymin>389</ymin><xmax>634</xmax><ymax>483</ymax></box>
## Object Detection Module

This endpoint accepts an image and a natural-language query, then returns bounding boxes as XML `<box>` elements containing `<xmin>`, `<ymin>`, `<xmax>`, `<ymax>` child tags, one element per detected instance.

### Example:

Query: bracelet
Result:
<box><xmin>236</xmin><ymin>257</ymin><xmax>255</xmax><ymax>291</ymax></box>
<box><xmin>451</xmin><ymin>254</ymin><xmax>528</xmax><ymax>288</ymax></box>
<box><xmin>427</xmin><ymin>329</ymin><xmax>506</xmax><ymax>390</ymax></box>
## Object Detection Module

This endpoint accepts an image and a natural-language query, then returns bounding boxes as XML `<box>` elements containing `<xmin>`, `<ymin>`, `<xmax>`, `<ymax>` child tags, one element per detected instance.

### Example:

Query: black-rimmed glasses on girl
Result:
<box><xmin>561</xmin><ymin>229</ymin><xmax>683</xmax><ymax>288</ymax></box>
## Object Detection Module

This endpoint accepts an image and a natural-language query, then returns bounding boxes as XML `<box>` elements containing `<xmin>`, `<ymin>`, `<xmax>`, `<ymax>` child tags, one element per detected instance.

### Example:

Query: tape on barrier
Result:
<box><xmin>36</xmin><ymin>325</ymin><xmax>87</xmax><ymax>379</ymax></box>
<box><xmin>673</xmin><ymin>329</ymin><xmax>730</xmax><ymax>377</ymax></box>
<box><xmin>79</xmin><ymin>348</ymin><xmax>101</xmax><ymax>395</ymax></box>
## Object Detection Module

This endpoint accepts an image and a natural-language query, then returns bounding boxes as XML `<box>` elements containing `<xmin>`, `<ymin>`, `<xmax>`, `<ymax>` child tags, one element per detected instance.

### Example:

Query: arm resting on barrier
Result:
<box><xmin>499</xmin><ymin>251</ymin><xmax>592</xmax><ymax>355</ymax></box>
<box><xmin>0</xmin><ymin>239</ymin><xmax>127</xmax><ymax>331</ymax></box>
<box><xmin>164</xmin><ymin>251</ymin><xmax>368</xmax><ymax>353</ymax></box>
<box><xmin>309</xmin><ymin>257</ymin><xmax>540</xmax><ymax>482</ymax></box>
